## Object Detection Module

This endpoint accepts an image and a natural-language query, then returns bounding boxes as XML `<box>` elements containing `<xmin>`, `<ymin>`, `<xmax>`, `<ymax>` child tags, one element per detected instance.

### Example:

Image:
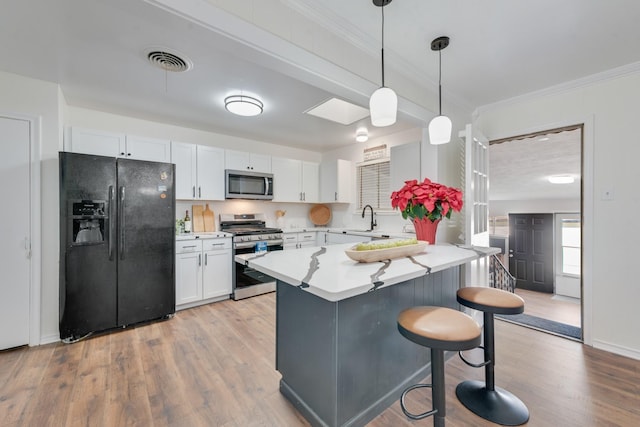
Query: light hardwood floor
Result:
<box><xmin>515</xmin><ymin>288</ymin><xmax>582</xmax><ymax>327</ymax></box>
<box><xmin>1</xmin><ymin>294</ymin><xmax>638</xmax><ymax>426</ymax></box>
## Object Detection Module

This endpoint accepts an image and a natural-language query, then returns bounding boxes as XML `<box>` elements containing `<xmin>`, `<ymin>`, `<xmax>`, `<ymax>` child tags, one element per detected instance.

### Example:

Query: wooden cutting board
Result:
<box><xmin>203</xmin><ymin>204</ymin><xmax>215</xmax><ymax>232</ymax></box>
<box><xmin>192</xmin><ymin>204</ymin><xmax>204</xmax><ymax>232</ymax></box>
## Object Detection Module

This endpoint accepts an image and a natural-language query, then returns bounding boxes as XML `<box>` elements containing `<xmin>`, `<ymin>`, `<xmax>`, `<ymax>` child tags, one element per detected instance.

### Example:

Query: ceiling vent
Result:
<box><xmin>145</xmin><ymin>47</ymin><xmax>193</xmax><ymax>73</ymax></box>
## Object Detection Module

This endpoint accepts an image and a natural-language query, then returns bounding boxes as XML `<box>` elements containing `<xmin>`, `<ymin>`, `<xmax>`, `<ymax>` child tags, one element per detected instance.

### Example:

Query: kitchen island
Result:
<box><xmin>238</xmin><ymin>242</ymin><xmax>497</xmax><ymax>427</ymax></box>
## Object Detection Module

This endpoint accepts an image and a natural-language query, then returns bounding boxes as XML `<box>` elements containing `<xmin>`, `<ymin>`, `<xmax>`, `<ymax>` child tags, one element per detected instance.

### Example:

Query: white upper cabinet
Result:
<box><xmin>272</xmin><ymin>157</ymin><xmax>318</xmax><ymax>202</ymax></box>
<box><xmin>197</xmin><ymin>145</ymin><xmax>225</xmax><ymax>200</ymax></box>
<box><xmin>68</xmin><ymin>127</ymin><xmax>125</xmax><ymax>158</ymax></box>
<box><xmin>124</xmin><ymin>135</ymin><xmax>171</xmax><ymax>162</ymax></box>
<box><xmin>225</xmin><ymin>149</ymin><xmax>271</xmax><ymax>173</ymax></box>
<box><xmin>172</xmin><ymin>142</ymin><xmax>224</xmax><ymax>200</ymax></box>
<box><xmin>272</xmin><ymin>157</ymin><xmax>299</xmax><ymax>202</ymax></box>
<box><xmin>68</xmin><ymin>128</ymin><xmax>170</xmax><ymax>162</ymax></box>
<box><xmin>301</xmin><ymin>161</ymin><xmax>319</xmax><ymax>203</ymax></box>
<box><xmin>172</xmin><ymin>142</ymin><xmax>197</xmax><ymax>199</ymax></box>
<box><xmin>320</xmin><ymin>159</ymin><xmax>352</xmax><ymax>203</ymax></box>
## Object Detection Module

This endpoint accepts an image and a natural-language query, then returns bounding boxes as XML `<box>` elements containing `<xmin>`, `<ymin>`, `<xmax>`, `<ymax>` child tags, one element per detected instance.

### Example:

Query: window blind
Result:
<box><xmin>357</xmin><ymin>160</ymin><xmax>391</xmax><ymax>210</ymax></box>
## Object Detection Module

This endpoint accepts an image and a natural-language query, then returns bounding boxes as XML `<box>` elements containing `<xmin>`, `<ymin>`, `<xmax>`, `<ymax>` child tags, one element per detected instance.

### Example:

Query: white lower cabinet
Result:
<box><xmin>176</xmin><ymin>237</ymin><xmax>232</xmax><ymax>309</ymax></box>
<box><xmin>283</xmin><ymin>231</ymin><xmax>317</xmax><ymax>250</ymax></box>
<box><xmin>202</xmin><ymin>240</ymin><xmax>232</xmax><ymax>299</ymax></box>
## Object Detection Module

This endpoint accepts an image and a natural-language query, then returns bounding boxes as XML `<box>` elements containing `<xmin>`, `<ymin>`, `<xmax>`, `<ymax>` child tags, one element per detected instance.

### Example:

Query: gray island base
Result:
<box><xmin>276</xmin><ymin>268</ymin><xmax>461</xmax><ymax>427</ymax></box>
<box><xmin>238</xmin><ymin>243</ymin><xmax>498</xmax><ymax>427</ymax></box>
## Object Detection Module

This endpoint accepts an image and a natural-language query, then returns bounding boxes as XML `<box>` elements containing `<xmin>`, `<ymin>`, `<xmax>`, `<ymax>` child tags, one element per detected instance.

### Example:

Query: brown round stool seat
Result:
<box><xmin>457</xmin><ymin>286</ymin><xmax>524</xmax><ymax>315</ymax></box>
<box><xmin>397</xmin><ymin>306</ymin><xmax>481</xmax><ymax>425</ymax></box>
<box><xmin>398</xmin><ymin>306</ymin><xmax>481</xmax><ymax>351</ymax></box>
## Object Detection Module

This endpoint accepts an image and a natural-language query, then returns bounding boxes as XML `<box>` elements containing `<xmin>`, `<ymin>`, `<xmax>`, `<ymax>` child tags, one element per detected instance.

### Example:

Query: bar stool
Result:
<box><xmin>456</xmin><ymin>287</ymin><xmax>530</xmax><ymax>426</ymax></box>
<box><xmin>397</xmin><ymin>306</ymin><xmax>481</xmax><ymax>427</ymax></box>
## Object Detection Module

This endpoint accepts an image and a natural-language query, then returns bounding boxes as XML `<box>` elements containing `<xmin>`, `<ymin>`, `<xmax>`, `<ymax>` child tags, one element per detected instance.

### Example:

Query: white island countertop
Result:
<box><xmin>236</xmin><ymin>243</ymin><xmax>499</xmax><ymax>301</ymax></box>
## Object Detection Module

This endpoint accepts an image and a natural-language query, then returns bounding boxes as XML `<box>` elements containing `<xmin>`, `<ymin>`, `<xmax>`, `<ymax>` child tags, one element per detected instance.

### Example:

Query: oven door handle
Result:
<box><xmin>234</xmin><ymin>239</ymin><xmax>284</xmax><ymax>250</ymax></box>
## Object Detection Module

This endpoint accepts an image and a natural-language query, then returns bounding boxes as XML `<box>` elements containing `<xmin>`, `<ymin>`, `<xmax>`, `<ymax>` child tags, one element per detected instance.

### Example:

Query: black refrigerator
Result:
<box><xmin>59</xmin><ymin>152</ymin><xmax>175</xmax><ymax>342</ymax></box>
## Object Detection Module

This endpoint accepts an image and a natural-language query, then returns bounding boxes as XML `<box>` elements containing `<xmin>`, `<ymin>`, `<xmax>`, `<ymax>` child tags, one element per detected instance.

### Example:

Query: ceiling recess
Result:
<box><xmin>146</xmin><ymin>47</ymin><xmax>193</xmax><ymax>72</ymax></box>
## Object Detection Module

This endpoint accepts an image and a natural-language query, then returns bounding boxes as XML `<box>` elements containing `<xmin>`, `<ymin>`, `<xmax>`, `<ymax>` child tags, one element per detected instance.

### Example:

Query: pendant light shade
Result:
<box><xmin>370</xmin><ymin>87</ymin><xmax>397</xmax><ymax>127</ymax></box>
<box><xmin>428</xmin><ymin>115</ymin><xmax>452</xmax><ymax>145</ymax></box>
<box><xmin>428</xmin><ymin>36</ymin><xmax>451</xmax><ymax>145</ymax></box>
<box><xmin>370</xmin><ymin>0</ymin><xmax>397</xmax><ymax>127</ymax></box>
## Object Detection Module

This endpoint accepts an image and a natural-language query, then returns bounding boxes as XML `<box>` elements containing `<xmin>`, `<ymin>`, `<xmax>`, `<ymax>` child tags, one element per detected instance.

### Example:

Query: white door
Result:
<box><xmin>460</xmin><ymin>123</ymin><xmax>490</xmax><ymax>286</ymax></box>
<box><xmin>0</xmin><ymin>116</ymin><xmax>31</xmax><ymax>349</ymax></box>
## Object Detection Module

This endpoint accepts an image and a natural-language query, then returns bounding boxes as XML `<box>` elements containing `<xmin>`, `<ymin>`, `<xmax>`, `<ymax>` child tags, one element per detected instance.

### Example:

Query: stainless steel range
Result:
<box><xmin>220</xmin><ymin>213</ymin><xmax>283</xmax><ymax>300</ymax></box>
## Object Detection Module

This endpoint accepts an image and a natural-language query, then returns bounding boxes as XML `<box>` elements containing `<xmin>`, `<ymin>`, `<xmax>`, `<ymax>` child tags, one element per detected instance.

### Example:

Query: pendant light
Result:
<box><xmin>369</xmin><ymin>0</ymin><xmax>397</xmax><ymax>127</ymax></box>
<box><xmin>428</xmin><ymin>36</ymin><xmax>452</xmax><ymax>145</ymax></box>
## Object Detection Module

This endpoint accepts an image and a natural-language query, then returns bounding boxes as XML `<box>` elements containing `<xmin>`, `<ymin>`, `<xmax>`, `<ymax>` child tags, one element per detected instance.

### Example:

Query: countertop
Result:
<box><xmin>236</xmin><ymin>242</ymin><xmax>499</xmax><ymax>302</ymax></box>
<box><xmin>176</xmin><ymin>232</ymin><xmax>232</xmax><ymax>240</ymax></box>
<box><xmin>281</xmin><ymin>227</ymin><xmax>414</xmax><ymax>239</ymax></box>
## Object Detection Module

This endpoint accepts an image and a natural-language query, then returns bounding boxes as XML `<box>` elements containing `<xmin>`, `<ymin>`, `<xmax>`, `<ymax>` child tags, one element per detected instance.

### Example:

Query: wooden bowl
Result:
<box><xmin>344</xmin><ymin>241</ymin><xmax>428</xmax><ymax>263</ymax></box>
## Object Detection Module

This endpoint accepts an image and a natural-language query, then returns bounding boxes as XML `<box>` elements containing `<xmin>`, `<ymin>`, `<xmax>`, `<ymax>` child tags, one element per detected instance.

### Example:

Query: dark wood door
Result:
<box><xmin>508</xmin><ymin>213</ymin><xmax>554</xmax><ymax>293</ymax></box>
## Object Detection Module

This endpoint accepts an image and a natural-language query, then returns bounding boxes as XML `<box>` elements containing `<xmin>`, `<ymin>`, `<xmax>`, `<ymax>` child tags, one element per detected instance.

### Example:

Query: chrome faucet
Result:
<box><xmin>362</xmin><ymin>204</ymin><xmax>377</xmax><ymax>231</ymax></box>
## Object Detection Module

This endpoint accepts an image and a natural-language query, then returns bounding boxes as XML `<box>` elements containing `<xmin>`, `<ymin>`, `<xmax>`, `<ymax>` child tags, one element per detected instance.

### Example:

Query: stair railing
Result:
<box><xmin>489</xmin><ymin>254</ymin><xmax>516</xmax><ymax>293</ymax></box>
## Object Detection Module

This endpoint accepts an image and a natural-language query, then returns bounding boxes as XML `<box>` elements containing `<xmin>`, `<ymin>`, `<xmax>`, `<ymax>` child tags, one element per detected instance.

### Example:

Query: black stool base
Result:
<box><xmin>456</xmin><ymin>380</ymin><xmax>529</xmax><ymax>426</ymax></box>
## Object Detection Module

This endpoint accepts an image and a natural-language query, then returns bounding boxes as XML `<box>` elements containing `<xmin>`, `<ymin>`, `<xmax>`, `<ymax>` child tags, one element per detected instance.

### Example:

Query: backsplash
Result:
<box><xmin>176</xmin><ymin>200</ymin><xmax>413</xmax><ymax>233</ymax></box>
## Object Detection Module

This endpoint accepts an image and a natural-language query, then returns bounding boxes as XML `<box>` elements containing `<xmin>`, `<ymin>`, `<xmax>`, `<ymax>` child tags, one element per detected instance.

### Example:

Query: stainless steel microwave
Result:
<box><xmin>225</xmin><ymin>169</ymin><xmax>273</xmax><ymax>200</ymax></box>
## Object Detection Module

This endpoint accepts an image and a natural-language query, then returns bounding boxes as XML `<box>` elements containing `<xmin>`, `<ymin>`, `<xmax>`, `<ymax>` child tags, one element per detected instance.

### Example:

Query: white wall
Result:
<box><xmin>476</xmin><ymin>71</ymin><xmax>640</xmax><ymax>359</ymax></box>
<box><xmin>0</xmin><ymin>70</ymin><xmax>62</xmax><ymax>343</ymax></box>
<box><xmin>319</xmin><ymin>123</ymin><xmax>466</xmax><ymax>242</ymax></box>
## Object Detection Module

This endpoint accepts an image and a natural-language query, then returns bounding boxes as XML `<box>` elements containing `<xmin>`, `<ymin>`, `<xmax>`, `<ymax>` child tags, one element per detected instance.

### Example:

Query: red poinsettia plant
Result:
<box><xmin>390</xmin><ymin>178</ymin><xmax>464</xmax><ymax>222</ymax></box>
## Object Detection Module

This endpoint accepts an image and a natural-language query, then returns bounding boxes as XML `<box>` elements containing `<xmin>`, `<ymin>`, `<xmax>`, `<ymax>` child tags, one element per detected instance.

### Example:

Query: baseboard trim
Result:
<box><xmin>592</xmin><ymin>339</ymin><xmax>640</xmax><ymax>361</ymax></box>
<box><xmin>39</xmin><ymin>333</ymin><xmax>60</xmax><ymax>346</ymax></box>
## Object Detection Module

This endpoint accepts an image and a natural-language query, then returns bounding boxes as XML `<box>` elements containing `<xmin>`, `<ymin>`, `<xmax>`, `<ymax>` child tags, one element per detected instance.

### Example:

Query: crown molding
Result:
<box><xmin>476</xmin><ymin>60</ymin><xmax>640</xmax><ymax>116</ymax></box>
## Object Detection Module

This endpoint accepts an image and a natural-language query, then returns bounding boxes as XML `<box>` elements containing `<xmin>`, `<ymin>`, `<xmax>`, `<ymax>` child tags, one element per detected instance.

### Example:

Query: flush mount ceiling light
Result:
<box><xmin>224</xmin><ymin>95</ymin><xmax>263</xmax><ymax>117</ymax></box>
<box><xmin>369</xmin><ymin>0</ymin><xmax>397</xmax><ymax>127</ymax></box>
<box><xmin>428</xmin><ymin>36</ymin><xmax>452</xmax><ymax>145</ymax></box>
<box><xmin>355</xmin><ymin>127</ymin><xmax>369</xmax><ymax>143</ymax></box>
<box><xmin>548</xmin><ymin>175</ymin><xmax>575</xmax><ymax>184</ymax></box>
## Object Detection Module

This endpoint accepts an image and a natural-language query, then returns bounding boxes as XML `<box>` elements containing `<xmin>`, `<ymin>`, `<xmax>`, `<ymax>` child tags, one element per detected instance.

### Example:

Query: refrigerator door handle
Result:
<box><xmin>119</xmin><ymin>186</ymin><xmax>125</xmax><ymax>260</ymax></box>
<box><xmin>108</xmin><ymin>186</ymin><xmax>114</xmax><ymax>260</ymax></box>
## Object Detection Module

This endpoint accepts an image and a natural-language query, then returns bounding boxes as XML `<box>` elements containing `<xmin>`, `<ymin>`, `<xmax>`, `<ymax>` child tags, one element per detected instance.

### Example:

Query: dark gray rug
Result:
<box><xmin>496</xmin><ymin>313</ymin><xmax>582</xmax><ymax>340</ymax></box>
